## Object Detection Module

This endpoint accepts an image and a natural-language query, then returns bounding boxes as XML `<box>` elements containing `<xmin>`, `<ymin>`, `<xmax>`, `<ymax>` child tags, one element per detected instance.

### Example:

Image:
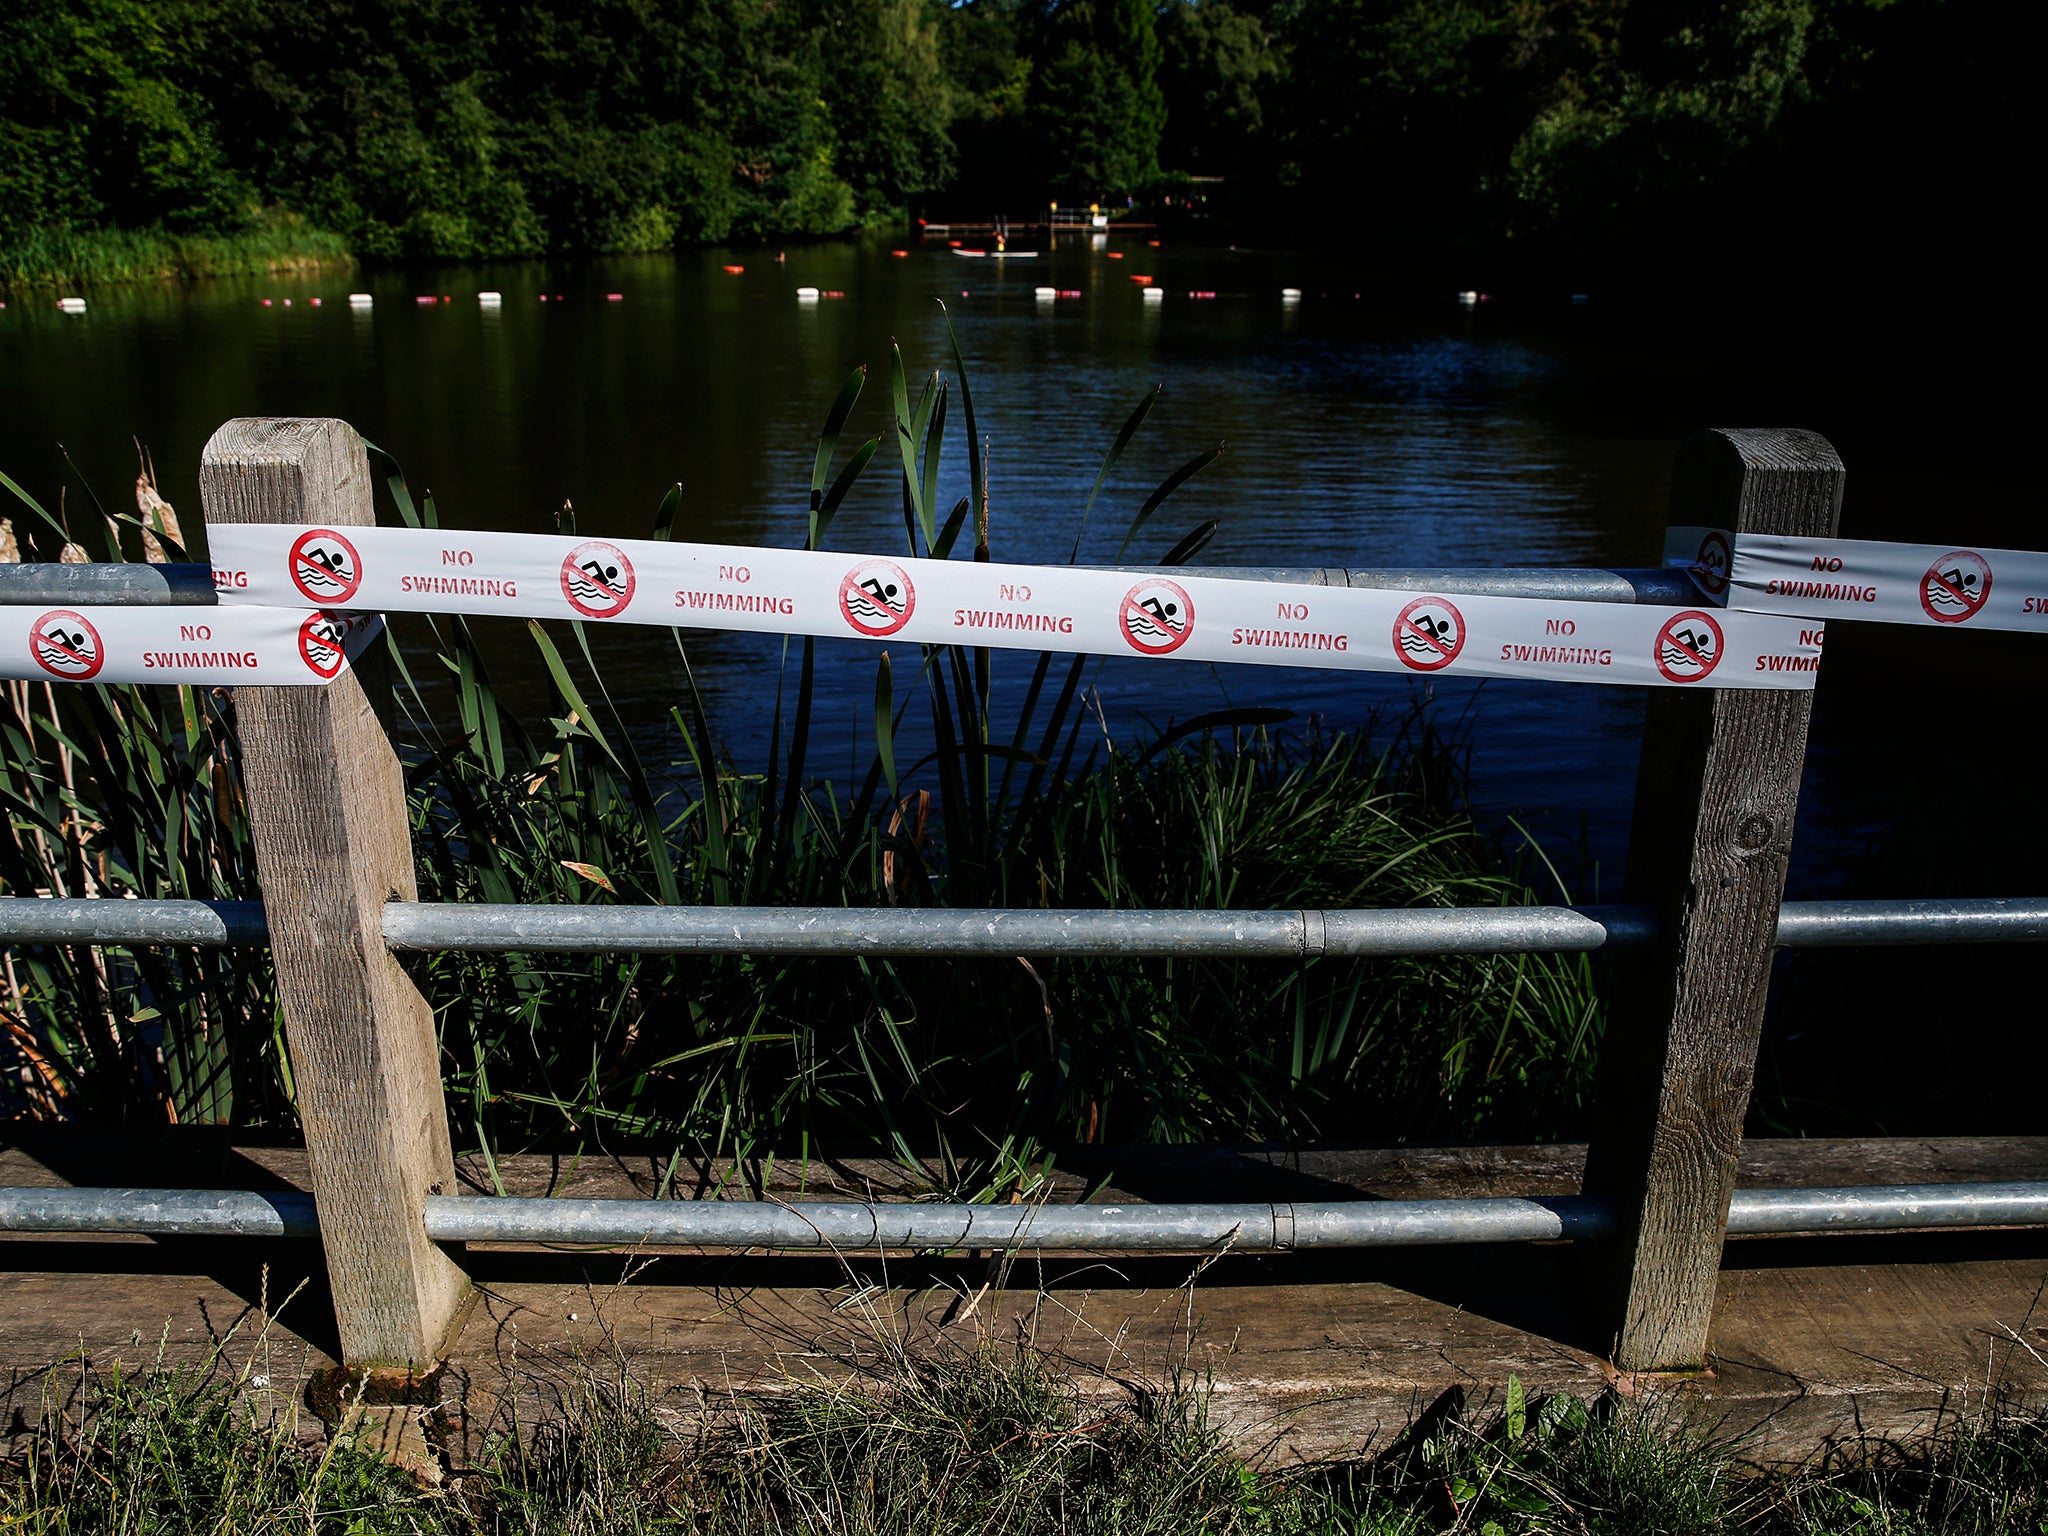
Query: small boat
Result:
<box><xmin>951</xmin><ymin>247</ymin><xmax>1040</xmax><ymax>258</ymax></box>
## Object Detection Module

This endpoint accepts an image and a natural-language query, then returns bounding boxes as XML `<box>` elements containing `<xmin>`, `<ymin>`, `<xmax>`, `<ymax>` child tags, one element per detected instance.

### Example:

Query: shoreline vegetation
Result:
<box><xmin>2</xmin><ymin>2</ymin><xmax>2024</xmax><ymax>300</ymax></box>
<box><xmin>0</xmin><ymin>213</ymin><xmax>352</xmax><ymax>291</ymax></box>
<box><xmin>0</xmin><ymin>343</ymin><xmax>1601</xmax><ymax>1193</ymax></box>
<box><xmin>6</xmin><ymin>1335</ymin><xmax>2045</xmax><ymax>1531</ymax></box>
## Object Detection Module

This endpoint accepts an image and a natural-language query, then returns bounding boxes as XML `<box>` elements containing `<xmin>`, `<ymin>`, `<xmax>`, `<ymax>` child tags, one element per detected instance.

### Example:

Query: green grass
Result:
<box><xmin>5</xmin><ymin>1341</ymin><xmax>2044</xmax><ymax>1533</ymax></box>
<box><xmin>0</xmin><ymin>212</ymin><xmax>352</xmax><ymax>291</ymax></box>
<box><xmin>0</xmin><ymin>331</ymin><xmax>1602</xmax><ymax>1196</ymax></box>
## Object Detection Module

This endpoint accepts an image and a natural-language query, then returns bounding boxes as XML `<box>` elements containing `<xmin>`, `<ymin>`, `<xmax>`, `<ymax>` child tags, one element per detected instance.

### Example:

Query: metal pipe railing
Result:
<box><xmin>1723</xmin><ymin>1183</ymin><xmax>2048</xmax><ymax>1235</ymax></box>
<box><xmin>0</xmin><ymin>1187</ymin><xmax>318</xmax><ymax>1238</ymax></box>
<box><xmin>1770</xmin><ymin>899</ymin><xmax>2048</xmax><ymax>948</ymax></box>
<box><xmin>0</xmin><ymin>898</ymin><xmax>267</xmax><ymax>947</ymax></box>
<box><xmin>1148</xmin><ymin>566</ymin><xmax>1700</xmax><ymax>605</ymax></box>
<box><xmin>0</xmin><ymin>562</ymin><xmax>1695</xmax><ymax>609</ymax></box>
<box><xmin>418</xmin><ymin>1195</ymin><xmax>1608</xmax><ymax>1249</ymax></box>
<box><xmin>6</xmin><ymin>896</ymin><xmax>2045</xmax><ymax>954</ymax></box>
<box><xmin>6</xmin><ymin>1183</ymin><xmax>2045</xmax><ymax>1248</ymax></box>
<box><xmin>381</xmin><ymin>903</ymin><xmax>1646</xmax><ymax>956</ymax></box>
<box><xmin>0</xmin><ymin>563</ymin><xmax>220</xmax><ymax>606</ymax></box>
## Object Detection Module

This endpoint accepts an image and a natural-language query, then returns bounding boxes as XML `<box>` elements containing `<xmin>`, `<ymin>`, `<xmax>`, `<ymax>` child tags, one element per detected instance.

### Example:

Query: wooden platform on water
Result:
<box><xmin>5</xmin><ymin>1131</ymin><xmax>2046</xmax><ymax>1467</ymax></box>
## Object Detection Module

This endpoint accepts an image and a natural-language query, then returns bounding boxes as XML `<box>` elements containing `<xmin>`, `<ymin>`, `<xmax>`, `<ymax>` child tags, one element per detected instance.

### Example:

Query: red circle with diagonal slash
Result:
<box><xmin>1918</xmin><ymin>550</ymin><xmax>1992</xmax><ymax>624</ymax></box>
<box><xmin>30</xmin><ymin>609</ymin><xmax>105</xmax><ymax>680</ymax></box>
<box><xmin>1692</xmin><ymin>530</ymin><xmax>1731</xmax><ymax>597</ymax></box>
<box><xmin>1654</xmin><ymin>609</ymin><xmax>1724</xmax><ymax>684</ymax></box>
<box><xmin>289</xmin><ymin>529</ymin><xmax>363</xmax><ymax>605</ymax></box>
<box><xmin>299</xmin><ymin>613</ymin><xmax>349</xmax><ymax>679</ymax></box>
<box><xmin>1393</xmin><ymin>596</ymin><xmax>1465</xmax><ymax>672</ymax></box>
<box><xmin>839</xmin><ymin>558</ymin><xmax>916</xmax><ymax>636</ymax></box>
<box><xmin>559</xmin><ymin>540</ymin><xmax>636</xmax><ymax>618</ymax></box>
<box><xmin>1118</xmin><ymin>578</ymin><xmax>1195</xmax><ymax>655</ymax></box>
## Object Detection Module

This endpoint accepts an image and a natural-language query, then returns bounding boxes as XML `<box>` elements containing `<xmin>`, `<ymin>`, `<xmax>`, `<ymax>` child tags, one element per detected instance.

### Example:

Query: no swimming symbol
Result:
<box><xmin>1119</xmin><ymin>578</ymin><xmax>1194</xmax><ymax>655</ymax></box>
<box><xmin>289</xmin><ymin>529</ymin><xmax>362</xmax><ymax>605</ymax></box>
<box><xmin>299</xmin><ymin>614</ymin><xmax>349</xmax><ymax>678</ymax></box>
<box><xmin>31</xmin><ymin>609</ymin><xmax>105</xmax><ymax>680</ymax></box>
<box><xmin>1919</xmin><ymin>551</ymin><xmax>1992</xmax><ymax>624</ymax></box>
<box><xmin>1655</xmin><ymin>610</ymin><xmax>1723</xmax><ymax>683</ymax></box>
<box><xmin>1690</xmin><ymin>530</ymin><xmax>1732</xmax><ymax>598</ymax></box>
<box><xmin>560</xmin><ymin>541</ymin><xmax>636</xmax><ymax>618</ymax></box>
<box><xmin>839</xmin><ymin>558</ymin><xmax>915</xmax><ymax>637</ymax></box>
<box><xmin>1394</xmin><ymin>597</ymin><xmax>1464</xmax><ymax>672</ymax></box>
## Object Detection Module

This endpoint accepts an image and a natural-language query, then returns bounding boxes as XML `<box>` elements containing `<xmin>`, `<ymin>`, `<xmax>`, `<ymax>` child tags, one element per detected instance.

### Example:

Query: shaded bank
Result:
<box><xmin>3</xmin><ymin>1</ymin><xmax>2031</xmax><ymax>303</ymax></box>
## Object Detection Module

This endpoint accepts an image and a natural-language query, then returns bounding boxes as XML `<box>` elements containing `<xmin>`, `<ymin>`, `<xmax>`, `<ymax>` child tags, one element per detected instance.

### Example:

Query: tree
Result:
<box><xmin>1024</xmin><ymin>0</ymin><xmax>1166</xmax><ymax>199</ymax></box>
<box><xmin>1157</xmin><ymin>1</ymin><xmax>1280</xmax><ymax>177</ymax></box>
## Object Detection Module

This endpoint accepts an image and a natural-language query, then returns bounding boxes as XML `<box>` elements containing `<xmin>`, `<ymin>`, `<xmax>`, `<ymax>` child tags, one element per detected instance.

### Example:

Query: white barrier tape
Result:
<box><xmin>205</xmin><ymin>524</ymin><xmax>1824</xmax><ymax>690</ymax></box>
<box><xmin>1727</xmin><ymin>536</ymin><xmax>2048</xmax><ymax>632</ymax></box>
<box><xmin>1</xmin><ymin>606</ymin><xmax>380</xmax><ymax>686</ymax></box>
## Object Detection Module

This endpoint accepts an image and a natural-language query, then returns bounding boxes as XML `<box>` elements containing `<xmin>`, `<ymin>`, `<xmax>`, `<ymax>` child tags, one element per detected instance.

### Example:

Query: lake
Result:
<box><xmin>2</xmin><ymin>238</ymin><xmax>2040</xmax><ymax>1130</ymax></box>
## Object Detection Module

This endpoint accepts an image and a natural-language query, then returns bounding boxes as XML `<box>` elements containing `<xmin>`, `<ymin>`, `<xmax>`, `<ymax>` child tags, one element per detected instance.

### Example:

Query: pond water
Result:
<box><xmin>2</xmin><ymin>238</ymin><xmax>2041</xmax><ymax>1129</ymax></box>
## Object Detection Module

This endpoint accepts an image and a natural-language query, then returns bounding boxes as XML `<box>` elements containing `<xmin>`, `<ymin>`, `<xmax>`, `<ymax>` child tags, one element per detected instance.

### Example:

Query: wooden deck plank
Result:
<box><xmin>6</xmin><ymin>1132</ymin><xmax>2045</xmax><ymax>1465</ymax></box>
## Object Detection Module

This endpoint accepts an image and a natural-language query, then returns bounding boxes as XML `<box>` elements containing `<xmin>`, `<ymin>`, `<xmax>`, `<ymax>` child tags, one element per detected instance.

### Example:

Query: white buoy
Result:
<box><xmin>796</xmin><ymin>286</ymin><xmax>820</xmax><ymax>301</ymax></box>
<box><xmin>1281</xmin><ymin>288</ymin><xmax>1302</xmax><ymax>301</ymax></box>
<box><xmin>1141</xmin><ymin>286</ymin><xmax>1163</xmax><ymax>302</ymax></box>
<box><xmin>57</xmin><ymin>296</ymin><xmax>87</xmax><ymax>313</ymax></box>
<box><xmin>478</xmin><ymin>290</ymin><xmax>503</xmax><ymax>305</ymax></box>
<box><xmin>348</xmin><ymin>293</ymin><xmax>373</xmax><ymax>307</ymax></box>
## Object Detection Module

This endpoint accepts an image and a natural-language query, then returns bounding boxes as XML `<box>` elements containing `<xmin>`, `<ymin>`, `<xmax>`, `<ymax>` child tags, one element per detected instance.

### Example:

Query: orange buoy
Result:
<box><xmin>723</xmin><ymin>265</ymin><xmax>745</xmax><ymax>274</ymax></box>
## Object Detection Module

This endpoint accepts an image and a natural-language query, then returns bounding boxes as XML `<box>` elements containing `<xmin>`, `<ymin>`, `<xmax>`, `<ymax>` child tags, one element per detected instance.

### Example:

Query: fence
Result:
<box><xmin>2</xmin><ymin>418</ymin><xmax>2044</xmax><ymax>1383</ymax></box>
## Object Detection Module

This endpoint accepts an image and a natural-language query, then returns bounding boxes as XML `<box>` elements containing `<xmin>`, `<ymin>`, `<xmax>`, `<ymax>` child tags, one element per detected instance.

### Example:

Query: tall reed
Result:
<box><xmin>0</xmin><ymin>332</ymin><xmax>1603</xmax><ymax>1196</ymax></box>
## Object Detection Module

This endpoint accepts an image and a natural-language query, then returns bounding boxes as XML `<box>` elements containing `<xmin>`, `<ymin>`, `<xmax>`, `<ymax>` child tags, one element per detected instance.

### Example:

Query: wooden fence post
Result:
<box><xmin>1581</xmin><ymin>427</ymin><xmax>1844</xmax><ymax>1374</ymax></box>
<box><xmin>200</xmin><ymin>419</ymin><xmax>468</xmax><ymax>1370</ymax></box>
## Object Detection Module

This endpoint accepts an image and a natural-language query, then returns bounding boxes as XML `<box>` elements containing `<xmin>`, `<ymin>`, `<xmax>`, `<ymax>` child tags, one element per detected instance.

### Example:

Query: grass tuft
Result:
<box><xmin>6</xmin><ymin>1344</ymin><xmax>2046</xmax><ymax>1533</ymax></box>
<box><xmin>0</xmin><ymin>212</ymin><xmax>352</xmax><ymax>291</ymax></box>
<box><xmin>1</xmin><ymin>343</ymin><xmax>1601</xmax><ymax>1195</ymax></box>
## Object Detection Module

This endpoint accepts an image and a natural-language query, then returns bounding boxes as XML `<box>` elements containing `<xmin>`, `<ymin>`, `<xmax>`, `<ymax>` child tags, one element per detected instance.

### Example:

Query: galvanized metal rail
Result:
<box><xmin>0</xmin><ymin>562</ymin><xmax>221</xmax><ymax>606</ymax></box>
<box><xmin>2</xmin><ymin>520</ymin><xmax>2041</xmax><ymax>1358</ymax></box>
<box><xmin>5</xmin><ymin>1183</ymin><xmax>2046</xmax><ymax>1249</ymax></box>
<box><xmin>6</xmin><ymin>896</ymin><xmax>2045</xmax><ymax>954</ymax></box>
<box><xmin>0</xmin><ymin>562</ymin><xmax>1697</xmax><ymax>609</ymax></box>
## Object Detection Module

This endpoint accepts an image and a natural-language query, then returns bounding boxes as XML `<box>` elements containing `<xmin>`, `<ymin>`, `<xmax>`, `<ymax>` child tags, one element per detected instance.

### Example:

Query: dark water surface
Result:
<box><xmin>3</xmin><ymin>240</ymin><xmax>2040</xmax><ymax>1131</ymax></box>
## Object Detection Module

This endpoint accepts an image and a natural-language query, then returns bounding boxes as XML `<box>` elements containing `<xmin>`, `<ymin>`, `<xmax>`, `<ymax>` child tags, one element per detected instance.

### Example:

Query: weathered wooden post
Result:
<box><xmin>200</xmin><ymin>419</ymin><xmax>468</xmax><ymax>1373</ymax></box>
<box><xmin>1581</xmin><ymin>427</ymin><xmax>1844</xmax><ymax>1373</ymax></box>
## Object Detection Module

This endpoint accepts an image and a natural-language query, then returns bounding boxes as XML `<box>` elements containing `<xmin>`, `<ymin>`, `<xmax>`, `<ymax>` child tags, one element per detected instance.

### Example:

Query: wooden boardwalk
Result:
<box><xmin>6</xmin><ymin>1130</ymin><xmax>2045</xmax><ymax>1467</ymax></box>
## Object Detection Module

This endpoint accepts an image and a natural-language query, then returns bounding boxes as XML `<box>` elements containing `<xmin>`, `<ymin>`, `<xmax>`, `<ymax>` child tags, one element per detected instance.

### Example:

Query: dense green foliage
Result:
<box><xmin>0</xmin><ymin>345</ymin><xmax>1599</xmax><ymax>1192</ymax></box>
<box><xmin>9</xmin><ymin>1342</ymin><xmax>2047</xmax><ymax>1531</ymax></box>
<box><xmin>1</xmin><ymin>0</ymin><xmax>955</xmax><ymax>275</ymax></box>
<box><xmin>3</xmin><ymin>0</ymin><xmax>2029</xmax><ymax>288</ymax></box>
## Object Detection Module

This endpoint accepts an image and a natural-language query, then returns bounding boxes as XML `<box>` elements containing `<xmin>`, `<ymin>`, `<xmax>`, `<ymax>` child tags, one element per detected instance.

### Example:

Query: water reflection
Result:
<box><xmin>0</xmin><ymin>240</ymin><xmax>2037</xmax><ymax>912</ymax></box>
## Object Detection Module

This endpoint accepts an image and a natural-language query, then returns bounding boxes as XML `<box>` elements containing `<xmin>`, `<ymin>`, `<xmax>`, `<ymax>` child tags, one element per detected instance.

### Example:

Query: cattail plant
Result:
<box><xmin>1</xmin><ymin>333</ymin><xmax>1602</xmax><ymax>1195</ymax></box>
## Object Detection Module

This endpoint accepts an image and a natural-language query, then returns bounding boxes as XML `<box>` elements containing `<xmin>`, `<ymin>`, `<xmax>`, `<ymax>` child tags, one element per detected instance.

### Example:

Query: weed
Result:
<box><xmin>9</xmin><ymin>1347</ymin><xmax>2045</xmax><ymax>1534</ymax></box>
<box><xmin>0</xmin><ymin>334</ymin><xmax>1602</xmax><ymax>1194</ymax></box>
